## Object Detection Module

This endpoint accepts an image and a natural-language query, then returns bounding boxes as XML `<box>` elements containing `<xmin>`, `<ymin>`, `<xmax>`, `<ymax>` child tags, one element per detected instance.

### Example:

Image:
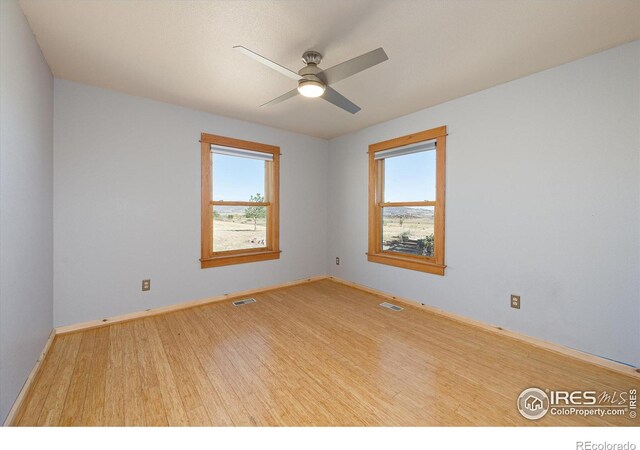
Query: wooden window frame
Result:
<box><xmin>200</xmin><ymin>133</ymin><xmax>280</xmax><ymax>268</ymax></box>
<box><xmin>367</xmin><ymin>125</ymin><xmax>447</xmax><ymax>275</ymax></box>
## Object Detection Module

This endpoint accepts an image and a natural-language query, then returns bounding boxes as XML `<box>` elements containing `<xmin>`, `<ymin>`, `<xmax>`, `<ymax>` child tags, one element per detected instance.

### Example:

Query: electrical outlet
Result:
<box><xmin>510</xmin><ymin>294</ymin><xmax>520</xmax><ymax>309</ymax></box>
<box><xmin>142</xmin><ymin>279</ymin><xmax>151</xmax><ymax>291</ymax></box>
<box><xmin>336</xmin><ymin>257</ymin><xmax>340</xmax><ymax>265</ymax></box>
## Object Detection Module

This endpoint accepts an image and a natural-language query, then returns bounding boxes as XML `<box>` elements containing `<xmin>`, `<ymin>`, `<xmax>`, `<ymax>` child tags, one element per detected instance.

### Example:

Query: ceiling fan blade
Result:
<box><xmin>260</xmin><ymin>88</ymin><xmax>299</xmax><ymax>107</ymax></box>
<box><xmin>234</xmin><ymin>46</ymin><xmax>300</xmax><ymax>80</ymax></box>
<box><xmin>321</xmin><ymin>47</ymin><xmax>388</xmax><ymax>85</ymax></box>
<box><xmin>321</xmin><ymin>87</ymin><xmax>361</xmax><ymax>114</ymax></box>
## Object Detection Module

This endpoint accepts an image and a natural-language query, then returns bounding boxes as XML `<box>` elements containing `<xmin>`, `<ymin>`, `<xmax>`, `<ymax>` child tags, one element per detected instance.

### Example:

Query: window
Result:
<box><xmin>368</xmin><ymin>126</ymin><xmax>447</xmax><ymax>275</ymax></box>
<box><xmin>200</xmin><ymin>133</ymin><xmax>280</xmax><ymax>268</ymax></box>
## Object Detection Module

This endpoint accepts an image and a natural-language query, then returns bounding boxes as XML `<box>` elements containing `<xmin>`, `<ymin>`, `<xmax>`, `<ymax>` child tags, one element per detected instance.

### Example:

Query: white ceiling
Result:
<box><xmin>19</xmin><ymin>0</ymin><xmax>640</xmax><ymax>139</ymax></box>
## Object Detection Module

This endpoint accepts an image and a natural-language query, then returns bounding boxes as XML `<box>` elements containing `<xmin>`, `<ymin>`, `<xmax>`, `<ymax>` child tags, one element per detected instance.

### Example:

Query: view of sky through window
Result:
<box><xmin>212</xmin><ymin>153</ymin><xmax>265</xmax><ymax>201</ymax></box>
<box><xmin>384</xmin><ymin>150</ymin><xmax>435</xmax><ymax>202</ymax></box>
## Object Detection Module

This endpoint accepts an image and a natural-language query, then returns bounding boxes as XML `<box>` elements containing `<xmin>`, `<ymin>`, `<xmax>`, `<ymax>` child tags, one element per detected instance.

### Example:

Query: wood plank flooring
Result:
<box><xmin>13</xmin><ymin>280</ymin><xmax>639</xmax><ymax>426</ymax></box>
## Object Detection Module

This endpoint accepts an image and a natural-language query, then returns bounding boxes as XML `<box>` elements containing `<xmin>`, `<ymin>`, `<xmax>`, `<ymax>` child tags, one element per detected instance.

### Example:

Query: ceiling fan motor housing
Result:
<box><xmin>297</xmin><ymin>53</ymin><xmax>326</xmax><ymax>97</ymax></box>
<box><xmin>298</xmin><ymin>55</ymin><xmax>325</xmax><ymax>84</ymax></box>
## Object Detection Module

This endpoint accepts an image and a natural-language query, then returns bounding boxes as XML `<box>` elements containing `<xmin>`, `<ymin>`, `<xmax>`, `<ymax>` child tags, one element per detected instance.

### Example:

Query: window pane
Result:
<box><xmin>382</xmin><ymin>206</ymin><xmax>435</xmax><ymax>257</ymax></box>
<box><xmin>213</xmin><ymin>205</ymin><xmax>267</xmax><ymax>252</ymax></box>
<box><xmin>212</xmin><ymin>153</ymin><xmax>265</xmax><ymax>201</ymax></box>
<box><xmin>383</xmin><ymin>150</ymin><xmax>435</xmax><ymax>202</ymax></box>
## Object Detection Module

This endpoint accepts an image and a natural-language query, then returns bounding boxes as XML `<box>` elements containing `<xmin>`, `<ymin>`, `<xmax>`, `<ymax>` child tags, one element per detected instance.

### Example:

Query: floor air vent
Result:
<box><xmin>232</xmin><ymin>298</ymin><xmax>256</xmax><ymax>307</ymax></box>
<box><xmin>379</xmin><ymin>302</ymin><xmax>403</xmax><ymax>312</ymax></box>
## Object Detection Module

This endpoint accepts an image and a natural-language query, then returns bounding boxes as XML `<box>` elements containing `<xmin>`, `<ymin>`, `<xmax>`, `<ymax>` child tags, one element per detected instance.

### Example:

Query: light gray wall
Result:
<box><xmin>327</xmin><ymin>41</ymin><xmax>640</xmax><ymax>367</ymax></box>
<box><xmin>53</xmin><ymin>79</ymin><xmax>329</xmax><ymax>326</ymax></box>
<box><xmin>0</xmin><ymin>0</ymin><xmax>54</xmax><ymax>422</ymax></box>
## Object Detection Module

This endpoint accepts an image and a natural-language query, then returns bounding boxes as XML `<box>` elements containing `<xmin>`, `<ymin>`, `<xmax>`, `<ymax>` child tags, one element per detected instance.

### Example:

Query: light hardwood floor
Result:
<box><xmin>13</xmin><ymin>279</ymin><xmax>638</xmax><ymax>426</ymax></box>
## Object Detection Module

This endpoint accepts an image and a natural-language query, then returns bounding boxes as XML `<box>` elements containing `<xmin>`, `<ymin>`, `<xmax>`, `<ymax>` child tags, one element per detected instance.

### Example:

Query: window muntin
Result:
<box><xmin>201</xmin><ymin>134</ymin><xmax>280</xmax><ymax>268</ymax></box>
<box><xmin>368</xmin><ymin>126</ymin><xmax>446</xmax><ymax>275</ymax></box>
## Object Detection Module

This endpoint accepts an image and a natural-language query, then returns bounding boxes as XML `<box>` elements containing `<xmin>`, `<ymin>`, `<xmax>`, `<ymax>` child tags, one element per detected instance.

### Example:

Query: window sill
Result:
<box><xmin>201</xmin><ymin>250</ymin><xmax>281</xmax><ymax>268</ymax></box>
<box><xmin>367</xmin><ymin>252</ymin><xmax>445</xmax><ymax>275</ymax></box>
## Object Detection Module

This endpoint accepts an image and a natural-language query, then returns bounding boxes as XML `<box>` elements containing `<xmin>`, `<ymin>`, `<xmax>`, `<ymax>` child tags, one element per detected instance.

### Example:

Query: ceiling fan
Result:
<box><xmin>234</xmin><ymin>46</ymin><xmax>388</xmax><ymax>114</ymax></box>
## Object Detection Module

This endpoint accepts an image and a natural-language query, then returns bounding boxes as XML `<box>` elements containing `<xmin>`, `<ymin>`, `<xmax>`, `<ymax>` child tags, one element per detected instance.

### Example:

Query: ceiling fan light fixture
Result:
<box><xmin>297</xmin><ymin>79</ymin><xmax>325</xmax><ymax>98</ymax></box>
